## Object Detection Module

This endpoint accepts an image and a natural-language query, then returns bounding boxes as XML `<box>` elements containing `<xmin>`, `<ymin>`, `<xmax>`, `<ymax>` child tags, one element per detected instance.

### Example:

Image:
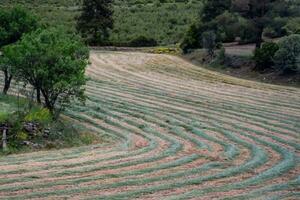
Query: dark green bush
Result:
<box><xmin>274</xmin><ymin>34</ymin><xmax>300</xmax><ymax>73</ymax></box>
<box><xmin>253</xmin><ymin>42</ymin><xmax>279</xmax><ymax>70</ymax></box>
<box><xmin>129</xmin><ymin>35</ymin><xmax>158</xmax><ymax>47</ymax></box>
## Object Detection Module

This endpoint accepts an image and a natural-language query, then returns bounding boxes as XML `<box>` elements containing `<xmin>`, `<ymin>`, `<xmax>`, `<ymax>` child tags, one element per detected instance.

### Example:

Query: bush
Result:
<box><xmin>253</xmin><ymin>42</ymin><xmax>279</xmax><ymax>70</ymax></box>
<box><xmin>274</xmin><ymin>34</ymin><xmax>300</xmax><ymax>72</ymax></box>
<box><xmin>129</xmin><ymin>36</ymin><xmax>158</xmax><ymax>47</ymax></box>
<box><xmin>283</xmin><ymin>18</ymin><xmax>300</xmax><ymax>35</ymax></box>
<box><xmin>211</xmin><ymin>47</ymin><xmax>226</xmax><ymax>66</ymax></box>
<box><xmin>24</xmin><ymin>108</ymin><xmax>52</xmax><ymax>125</ymax></box>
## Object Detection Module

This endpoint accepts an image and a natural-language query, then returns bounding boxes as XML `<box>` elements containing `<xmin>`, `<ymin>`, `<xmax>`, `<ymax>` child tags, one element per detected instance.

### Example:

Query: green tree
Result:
<box><xmin>76</xmin><ymin>0</ymin><xmax>114</xmax><ymax>45</ymax></box>
<box><xmin>0</xmin><ymin>6</ymin><xmax>38</xmax><ymax>95</ymax></box>
<box><xmin>4</xmin><ymin>28</ymin><xmax>89</xmax><ymax>115</ymax></box>
<box><xmin>233</xmin><ymin>0</ymin><xmax>277</xmax><ymax>48</ymax></box>
<box><xmin>273</xmin><ymin>34</ymin><xmax>300</xmax><ymax>73</ymax></box>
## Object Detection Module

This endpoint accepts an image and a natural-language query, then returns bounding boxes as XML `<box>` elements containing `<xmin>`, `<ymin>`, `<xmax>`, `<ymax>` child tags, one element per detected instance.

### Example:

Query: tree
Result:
<box><xmin>202</xmin><ymin>31</ymin><xmax>217</xmax><ymax>57</ymax></box>
<box><xmin>273</xmin><ymin>34</ymin><xmax>300</xmax><ymax>73</ymax></box>
<box><xmin>0</xmin><ymin>6</ymin><xmax>38</xmax><ymax>95</ymax></box>
<box><xmin>232</xmin><ymin>0</ymin><xmax>277</xmax><ymax>48</ymax></box>
<box><xmin>76</xmin><ymin>0</ymin><xmax>114</xmax><ymax>45</ymax></box>
<box><xmin>201</xmin><ymin>0</ymin><xmax>231</xmax><ymax>22</ymax></box>
<box><xmin>4</xmin><ymin>28</ymin><xmax>89</xmax><ymax>115</ymax></box>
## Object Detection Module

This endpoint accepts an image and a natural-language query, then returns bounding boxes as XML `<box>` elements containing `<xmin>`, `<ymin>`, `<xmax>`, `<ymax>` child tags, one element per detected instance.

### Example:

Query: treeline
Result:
<box><xmin>180</xmin><ymin>0</ymin><xmax>300</xmax><ymax>74</ymax></box>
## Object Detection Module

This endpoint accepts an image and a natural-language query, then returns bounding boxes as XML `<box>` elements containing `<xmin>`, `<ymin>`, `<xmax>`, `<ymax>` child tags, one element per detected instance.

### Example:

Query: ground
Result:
<box><xmin>0</xmin><ymin>51</ymin><xmax>299</xmax><ymax>199</ymax></box>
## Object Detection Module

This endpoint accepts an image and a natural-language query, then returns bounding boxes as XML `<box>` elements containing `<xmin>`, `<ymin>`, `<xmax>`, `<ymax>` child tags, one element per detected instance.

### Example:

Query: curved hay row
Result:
<box><xmin>0</xmin><ymin>51</ymin><xmax>299</xmax><ymax>199</ymax></box>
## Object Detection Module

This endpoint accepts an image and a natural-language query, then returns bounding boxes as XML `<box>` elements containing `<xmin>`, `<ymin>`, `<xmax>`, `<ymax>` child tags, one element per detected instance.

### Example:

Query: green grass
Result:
<box><xmin>0</xmin><ymin>94</ymin><xmax>111</xmax><ymax>155</ymax></box>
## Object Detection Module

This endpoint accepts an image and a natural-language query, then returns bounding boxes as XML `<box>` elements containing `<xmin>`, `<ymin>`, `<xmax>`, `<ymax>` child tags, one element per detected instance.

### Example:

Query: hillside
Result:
<box><xmin>0</xmin><ymin>51</ymin><xmax>299</xmax><ymax>198</ymax></box>
<box><xmin>0</xmin><ymin>0</ymin><xmax>203</xmax><ymax>45</ymax></box>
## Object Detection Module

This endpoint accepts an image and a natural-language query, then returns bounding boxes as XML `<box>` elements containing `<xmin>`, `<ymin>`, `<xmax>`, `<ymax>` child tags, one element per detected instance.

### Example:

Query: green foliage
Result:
<box><xmin>210</xmin><ymin>47</ymin><xmax>226</xmax><ymax>66</ymax></box>
<box><xmin>3</xmin><ymin>27</ymin><xmax>89</xmax><ymax>114</ymax></box>
<box><xmin>180</xmin><ymin>23</ymin><xmax>202</xmax><ymax>53</ymax></box>
<box><xmin>0</xmin><ymin>112</ymin><xmax>9</xmax><ymax>124</ymax></box>
<box><xmin>129</xmin><ymin>36</ymin><xmax>157</xmax><ymax>47</ymax></box>
<box><xmin>0</xmin><ymin>6</ymin><xmax>38</xmax><ymax>94</ymax></box>
<box><xmin>214</xmin><ymin>11</ymin><xmax>240</xmax><ymax>43</ymax></box>
<box><xmin>233</xmin><ymin>0</ymin><xmax>283</xmax><ymax>48</ymax></box>
<box><xmin>263</xmin><ymin>17</ymin><xmax>287</xmax><ymax>38</ymax></box>
<box><xmin>24</xmin><ymin>108</ymin><xmax>51</xmax><ymax>125</ymax></box>
<box><xmin>283</xmin><ymin>18</ymin><xmax>300</xmax><ymax>35</ymax></box>
<box><xmin>76</xmin><ymin>0</ymin><xmax>114</xmax><ymax>45</ymax></box>
<box><xmin>253</xmin><ymin>42</ymin><xmax>279</xmax><ymax>70</ymax></box>
<box><xmin>273</xmin><ymin>34</ymin><xmax>300</xmax><ymax>72</ymax></box>
<box><xmin>0</xmin><ymin>6</ymin><xmax>38</xmax><ymax>47</ymax></box>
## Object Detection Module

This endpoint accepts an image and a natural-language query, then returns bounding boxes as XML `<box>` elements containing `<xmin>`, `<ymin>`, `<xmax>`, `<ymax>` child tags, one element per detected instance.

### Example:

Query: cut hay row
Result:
<box><xmin>0</xmin><ymin>51</ymin><xmax>299</xmax><ymax>199</ymax></box>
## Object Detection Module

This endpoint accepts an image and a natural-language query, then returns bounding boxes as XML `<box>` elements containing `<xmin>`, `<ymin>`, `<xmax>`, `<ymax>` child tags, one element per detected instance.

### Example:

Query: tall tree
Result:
<box><xmin>76</xmin><ymin>0</ymin><xmax>114</xmax><ymax>45</ymax></box>
<box><xmin>4</xmin><ymin>28</ymin><xmax>89</xmax><ymax>116</ymax></box>
<box><xmin>0</xmin><ymin>6</ymin><xmax>38</xmax><ymax>95</ymax></box>
<box><xmin>232</xmin><ymin>0</ymin><xmax>276</xmax><ymax>48</ymax></box>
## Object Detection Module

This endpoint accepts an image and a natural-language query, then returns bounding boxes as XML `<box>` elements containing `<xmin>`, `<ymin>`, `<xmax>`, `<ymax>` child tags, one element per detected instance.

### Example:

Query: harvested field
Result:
<box><xmin>0</xmin><ymin>51</ymin><xmax>299</xmax><ymax>199</ymax></box>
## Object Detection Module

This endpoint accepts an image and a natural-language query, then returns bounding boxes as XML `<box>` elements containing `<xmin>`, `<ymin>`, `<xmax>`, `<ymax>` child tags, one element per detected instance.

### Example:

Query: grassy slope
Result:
<box><xmin>0</xmin><ymin>0</ymin><xmax>203</xmax><ymax>45</ymax></box>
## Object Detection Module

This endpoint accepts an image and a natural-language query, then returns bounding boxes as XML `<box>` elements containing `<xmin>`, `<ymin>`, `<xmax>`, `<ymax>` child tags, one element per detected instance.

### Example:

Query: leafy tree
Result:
<box><xmin>232</xmin><ymin>0</ymin><xmax>277</xmax><ymax>48</ymax></box>
<box><xmin>202</xmin><ymin>31</ymin><xmax>217</xmax><ymax>57</ymax></box>
<box><xmin>273</xmin><ymin>34</ymin><xmax>300</xmax><ymax>73</ymax></box>
<box><xmin>180</xmin><ymin>23</ymin><xmax>203</xmax><ymax>53</ymax></box>
<box><xmin>201</xmin><ymin>0</ymin><xmax>231</xmax><ymax>22</ymax></box>
<box><xmin>0</xmin><ymin>6</ymin><xmax>38</xmax><ymax>95</ymax></box>
<box><xmin>4</xmin><ymin>28</ymin><xmax>89</xmax><ymax>115</ymax></box>
<box><xmin>76</xmin><ymin>0</ymin><xmax>114</xmax><ymax>45</ymax></box>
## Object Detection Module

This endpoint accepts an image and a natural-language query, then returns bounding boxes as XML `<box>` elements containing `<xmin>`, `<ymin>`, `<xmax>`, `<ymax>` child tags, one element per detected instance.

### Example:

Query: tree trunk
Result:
<box><xmin>2</xmin><ymin>128</ymin><xmax>8</xmax><ymax>152</ymax></box>
<box><xmin>36</xmin><ymin>88</ymin><xmax>41</xmax><ymax>104</ymax></box>
<box><xmin>2</xmin><ymin>70</ymin><xmax>12</xmax><ymax>95</ymax></box>
<box><xmin>255</xmin><ymin>26</ymin><xmax>264</xmax><ymax>49</ymax></box>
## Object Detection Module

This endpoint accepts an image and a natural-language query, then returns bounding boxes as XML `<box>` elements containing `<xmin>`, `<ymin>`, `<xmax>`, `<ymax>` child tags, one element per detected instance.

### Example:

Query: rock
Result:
<box><xmin>23</xmin><ymin>122</ymin><xmax>40</xmax><ymax>136</ymax></box>
<box><xmin>43</xmin><ymin>128</ymin><xmax>50</xmax><ymax>138</ymax></box>
<box><xmin>22</xmin><ymin>141</ymin><xmax>44</xmax><ymax>149</ymax></box>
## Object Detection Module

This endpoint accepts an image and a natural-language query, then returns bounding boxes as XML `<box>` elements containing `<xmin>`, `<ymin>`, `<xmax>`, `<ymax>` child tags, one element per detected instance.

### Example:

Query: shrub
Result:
<box><xmin>211</xmin><ymin>47</ymin><xmax>226</xmax><ymax>66</ymax></box>
<box><xmin>129</xmin><ymin>36</ymin><xmax>158</xmax><ymax>47</ymax></box>
<box><xmin>283</xmin><ymin>18</ymin><xmax>300</xmax><ymax>35</ymax></box>
<box><xmin>24</xmin><ymin>108</ymin><xmax>52</xmax><ymax>125</ymax></box>
<box><xmin>253</xmin><ymin>42</ymin><xmax>279</xmax><ymax>70</ymax></box>
<box><xmin>274</xmin><ymin>34</ymin><xmax>300</xmax><ymax>72</ymax></box>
